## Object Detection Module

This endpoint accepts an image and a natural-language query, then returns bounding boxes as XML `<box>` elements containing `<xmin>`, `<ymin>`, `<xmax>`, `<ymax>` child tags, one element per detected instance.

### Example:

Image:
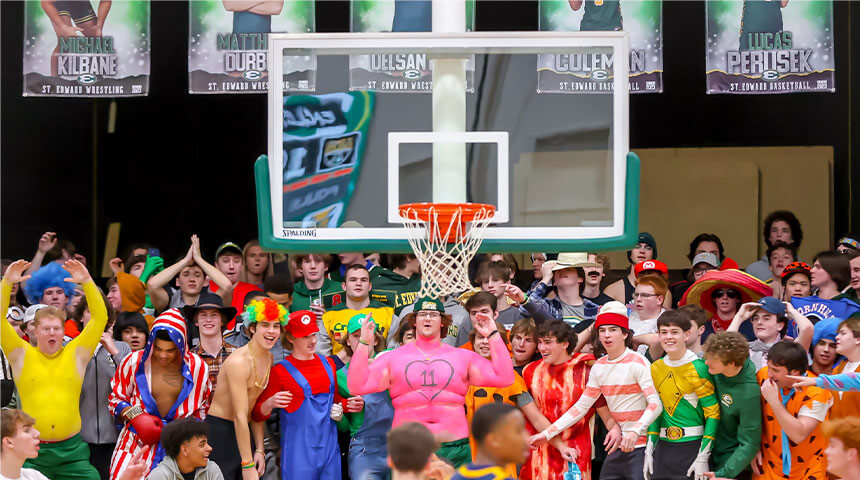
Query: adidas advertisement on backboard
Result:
<box><xmin>281</xmin><ymin>91</ymin><xmax>374</xmax><ymax>230</ymax></box>
<box><xmin>349</xmin><ymin>0</ymin><xmax>475</xmax><ymax>93</ymax></box>
<box><xmin>706</xmin><ymin>0</ymin><xmax>835</xmax><ymax>94</ymax></box>
<box><xmin>538</xmin><ymin>0</ymin><xmax>663</xmax><ymax>94</ymax></box>
<box><xmin>188</xmin><ymin>0</ymin><xmax>315</xmax><ymax>94</ymax></box>
<box><xmin>23</xmin><ymin>0</ymin><xmax>150</xmax><ymax>97</ymax></box>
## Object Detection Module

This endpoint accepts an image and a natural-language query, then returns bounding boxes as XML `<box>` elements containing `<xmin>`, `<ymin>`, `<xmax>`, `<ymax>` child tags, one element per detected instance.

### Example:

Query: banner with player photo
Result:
<box><xmin>706</xmin><ymin>0</ymin><xmax>835</xmax><ymax>94</ymax></box>
<box><xmin>349</xmin><ymin>0</ymin><xmax>475</xmax><ymax>93</ymax></box>
<box><xmin>23</xmin><ymin>0</ymin><xmax>150</xmax><ymax>97</ymax></box>
<box><xmin>189</xmin><ymin>0</ymin><xmax>315</xmax><ymax>94</ymax></box>
<box><xmin>538</xmin><ymin>0</ymin><xmax>663</xmax><ymax>94</ymax></box>
<box><xmin>282</xmin><ymin>91</ymin><xmax>375</xmax><ymax>228</ymax></box>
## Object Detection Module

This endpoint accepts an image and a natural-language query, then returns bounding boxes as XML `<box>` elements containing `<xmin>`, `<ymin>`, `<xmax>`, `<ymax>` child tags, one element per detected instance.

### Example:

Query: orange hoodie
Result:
<box><xmin>117</xmin><ymin>272</ymin><xmax>154</xmax><ymax>327</ymax></box>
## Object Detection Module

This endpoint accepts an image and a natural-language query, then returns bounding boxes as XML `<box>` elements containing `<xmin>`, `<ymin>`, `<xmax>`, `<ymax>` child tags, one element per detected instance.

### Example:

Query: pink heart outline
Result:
<box><xmin>404</xmin><ymin>359</ymin><xmax>455</xmax><ymax>401</ymax></box>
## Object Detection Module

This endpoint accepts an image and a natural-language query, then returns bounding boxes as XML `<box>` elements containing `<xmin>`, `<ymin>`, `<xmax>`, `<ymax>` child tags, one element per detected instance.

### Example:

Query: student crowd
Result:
<box><xmin>2</xmin><ymin>209</ymin><xmax>860</xmax><ymax>480</ymax></box>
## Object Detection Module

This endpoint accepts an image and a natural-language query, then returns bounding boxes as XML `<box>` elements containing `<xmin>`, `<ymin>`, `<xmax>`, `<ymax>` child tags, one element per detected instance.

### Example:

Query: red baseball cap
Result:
<box><xmin>634</xmin><ymin>260</ymin><xmax>668</xmax><ymax>277</ymax></box>
<box><xmin>284</xmin><ymin>310</ymin><xmax>319</xmax><ymax>338</ymax></box>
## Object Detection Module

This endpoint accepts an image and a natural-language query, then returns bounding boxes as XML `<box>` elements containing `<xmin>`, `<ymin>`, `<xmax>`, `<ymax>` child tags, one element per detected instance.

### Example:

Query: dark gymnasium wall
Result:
<box><xmin>1</xmin><ymin>1</ymin><xmax>858</xmax><ymax>265</ymax></box>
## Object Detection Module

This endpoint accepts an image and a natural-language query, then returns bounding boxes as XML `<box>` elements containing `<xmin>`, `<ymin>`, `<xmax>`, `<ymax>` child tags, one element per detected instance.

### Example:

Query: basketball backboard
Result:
<box><xmin>257</xmin><ymin>31</ymin><xmax>639</xmax><ymax>253</ymax></box>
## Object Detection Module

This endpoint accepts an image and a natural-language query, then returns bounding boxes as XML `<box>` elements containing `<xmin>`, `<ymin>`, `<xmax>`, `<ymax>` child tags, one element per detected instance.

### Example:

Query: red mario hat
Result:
<box><xmin>634</xmin><ymin>260</ymin><xmax>668</xmax><ymax>277</ymax></box>
<box><xmin>594</xmin><ymin>301</ymin><xmax>629</xmax><ymax>330</ymax></box>
<box><xmin>285</xmin><ymin>310</ymin><xmax>319</xmax><ymax>338</ymax></box>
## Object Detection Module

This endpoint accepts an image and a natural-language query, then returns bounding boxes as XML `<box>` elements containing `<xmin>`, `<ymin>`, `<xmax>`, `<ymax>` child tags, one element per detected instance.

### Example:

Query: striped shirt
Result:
<box><xmin>108</xmin><ymin>310</ymin><xmax>210</xmax><ymax>480</ymax></box>
<box><xmin>545</xmin><ymin>348</ymin><xmax>662</xmax><ymax>448</ymax></box>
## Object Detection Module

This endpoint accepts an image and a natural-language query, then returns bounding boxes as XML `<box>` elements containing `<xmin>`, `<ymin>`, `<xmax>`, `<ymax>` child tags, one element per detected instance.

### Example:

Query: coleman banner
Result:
<box><xmin>706</xmin><ymin>0</ymin><xmax>835</xmax><ymax>94</ymax></box>
<box><xmin>349</xmin><ymin>0</ymin><xmax>475</xmax><ymax>93</ymax></box>
<box><xmin>23</xmin><ymin>0</ymin><xmax>150</xmax><ymax>97</ymax></box>
<box><xmin>538</xmin><ymin>0</ymin><xmax>663</xmax><ymax>94</ymax></box>
<box><xmin>189</xmin><ymin>0</ymin><xmax>315</xmax><ymax>94</ymax></box>
<box><xmin>281</xmin><ymin>91</ymin><xmax>375</xmax><ymax>228</ymax></box>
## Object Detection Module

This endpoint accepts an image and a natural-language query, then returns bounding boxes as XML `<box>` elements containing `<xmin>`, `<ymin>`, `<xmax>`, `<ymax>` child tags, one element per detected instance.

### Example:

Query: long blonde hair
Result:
<box><xmin>240</xmin><ymin>239</ymin><xmax>274</xmax><ymax>284</ymax></box>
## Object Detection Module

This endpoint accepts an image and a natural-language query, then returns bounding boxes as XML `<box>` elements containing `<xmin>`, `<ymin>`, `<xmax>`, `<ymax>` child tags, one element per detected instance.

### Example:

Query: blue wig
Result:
<box><xmin>23</xmin><ymin>262</ymin><xmax>75</xmax><ymax>304</ymax></box>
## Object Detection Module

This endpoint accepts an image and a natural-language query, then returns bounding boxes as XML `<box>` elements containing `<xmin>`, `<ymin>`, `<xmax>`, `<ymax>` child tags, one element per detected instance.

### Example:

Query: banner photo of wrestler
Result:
<box><xmin>23</xmin><ymin>0</ymin><xmax>151</xmax><ymax>97</ymax></box>
<box><xmin>706</xmin><ymin>0</ymin><xmax>835</xmax><ymax>94</ymax></box>
<box><xmin>348</xmin><ymin>0</ymin><xmax>475</xmax><ymax>93</ymax></box>
<box><xmin>188</xmin><ymin>0</ymin><xmax>315</xmax><ymax>94</ymax></box>
<box><xmin>538</xmin><ymin>0</ymin><xmax>663</xmax><ymax>94</ymax></box>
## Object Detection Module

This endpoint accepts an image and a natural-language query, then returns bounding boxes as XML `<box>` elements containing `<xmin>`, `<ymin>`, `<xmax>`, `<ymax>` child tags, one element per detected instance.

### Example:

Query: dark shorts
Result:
<box><xmin>600</xmin><ymin>448</ymin><xmax>645</xmax><ymax>480</ymax></box>
<box><xmin>205</xmin><ymin>415</ymin><xmax>242</xmax><ymax>480</ymax></box>
<box><xmin>54</xmin><ymin>1</ymin><xmax>97</xmax><ymax>25</ymax></box>
<box><xmin>654</xmin><ymin>440</ymin><xmax>701</xmax><ymax>480</ymax></box>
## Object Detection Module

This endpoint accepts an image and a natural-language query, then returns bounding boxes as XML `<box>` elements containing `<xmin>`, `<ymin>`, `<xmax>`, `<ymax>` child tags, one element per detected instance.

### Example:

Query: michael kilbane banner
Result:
<box><xmin>23</xmin><ymin>0</ymin><xmax>150</xmax><ymax>97</ymax></box>
<box><xmin>706</xmin><ymin>0</ymin><xmax>835</xmax><ymax>94</ymax></box>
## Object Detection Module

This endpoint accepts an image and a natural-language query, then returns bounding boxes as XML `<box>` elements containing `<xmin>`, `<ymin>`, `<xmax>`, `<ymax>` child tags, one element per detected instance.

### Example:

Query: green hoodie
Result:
<box><xmin>370</xmin><ymin>268</ymin><xmax>421</xmax><ymax>315</ymax></box>
<box><xmin>710</xmin><ymin>359</ymin><xmax>762</xmax><ymax>478</ymax></box>
<box><xmin>290</xmin><ymin>278</ymin><xmax>345</xmax><ymax>312</ymax></box>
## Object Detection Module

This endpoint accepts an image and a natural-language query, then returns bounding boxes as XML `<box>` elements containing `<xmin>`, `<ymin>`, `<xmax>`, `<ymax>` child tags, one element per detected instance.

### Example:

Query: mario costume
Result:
<box><xmin>108</xmin><ymin>309</ymin><xmax>211</xmax><ymax>480</ymax></box>
<box><xmin>252</xmin><ymin>310</ymin><xmax>344</xmax><ymax>480</ymax></box>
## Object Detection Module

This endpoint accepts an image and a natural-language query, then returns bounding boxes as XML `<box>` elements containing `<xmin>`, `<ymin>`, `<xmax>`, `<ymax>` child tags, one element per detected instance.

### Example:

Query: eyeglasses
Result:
<box><xmin>713</xmin><ymin>289</ymin><xmax>740</xmax><ymax>299</ymax></box>
<box><xmin>633</xmin><ymin>292</ymin><xmax>658</xmax><ymax>299</ymax></box>
<box><xmin>692</xmin><ymin>266</ymin><xmax>716</xmax><ymax>275</ymax></box>
<box><xmin>416</xmin><ymin>311</ymin><xmax>442</xmax><ymax>319</ymax></box>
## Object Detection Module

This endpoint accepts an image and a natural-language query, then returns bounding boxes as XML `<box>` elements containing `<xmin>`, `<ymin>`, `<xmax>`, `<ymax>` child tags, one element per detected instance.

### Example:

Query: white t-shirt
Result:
<box><xmin>1</xmin><ymin>468</ymin><xmax>52</xmax><ymax>480</ymax></box>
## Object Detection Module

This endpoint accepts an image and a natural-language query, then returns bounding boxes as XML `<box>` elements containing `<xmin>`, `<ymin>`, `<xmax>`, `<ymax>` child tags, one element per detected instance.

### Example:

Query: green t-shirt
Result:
<box><xmin>710</xmin><ymin>359</ymin><xmax>763</xmax><ymax>478</ymax></box>
<box><xmin>580</xmin><ymin>0</ymin><xmax>623</xmax><ymax>31</ymax></box>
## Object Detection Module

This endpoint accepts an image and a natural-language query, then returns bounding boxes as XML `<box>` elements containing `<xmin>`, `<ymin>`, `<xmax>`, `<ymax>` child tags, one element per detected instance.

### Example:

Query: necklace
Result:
<box><xmin>249</xmin><ymin>342</ymin><xmax>271</xmax><ymax>389</ymax></box>
<box><xmin>414</xmin><ymin>342</ymin><xmax>438</xmax><ymax>361</ymax></box>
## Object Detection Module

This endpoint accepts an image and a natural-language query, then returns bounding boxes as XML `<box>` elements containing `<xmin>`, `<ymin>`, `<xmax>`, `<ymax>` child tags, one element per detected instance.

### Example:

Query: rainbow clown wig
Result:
<box><xmin>24</xmin><ymin>262</ymin><xmax>76</xmax><ymax>305</ymax></box>
<box><xmin>242</xmin><ymin>298</ymin><xmax>289</xmax><ymax>328</ymax></box>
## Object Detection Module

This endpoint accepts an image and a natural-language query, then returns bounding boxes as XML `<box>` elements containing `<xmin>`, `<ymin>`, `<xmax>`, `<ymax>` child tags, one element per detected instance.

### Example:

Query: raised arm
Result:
<box><xmin>786</xmin><ymin>302</ymin><xmax>814</xmax><ymax>350</ymax></box>
<box><xmin>510</xmin><ymin>282</ymin><xmax>558</xmax><ymax>324</ymax></box>
<box><xmin>347</xmin><ymin>316</ymin><xmax>391</xmax><ymax>395</ymax></box>
<box><xmin>146</xmin><ymin>246</ymin><xmax>194</xmax><ymax>312</ymax></box>
<box><xmin>189</xmin><ymin>235</ymin><xmax>232</xmax><ymax>302</ymax></box>
<box><xmin>24</xmin><ymin>232</ymin><xmax>56</xmax><ymax>279</ymax></box>
<box><xmin>66</xmin><ymin>260</ymin><xmax>108</xmax><ymax>355</ymax></box>
<box><xmin>466</xmin><ymin>313</ymin><xmax>514</xmax><ymax>388</ymax></box>
<box><xmin>1</xmin><ymin>261</ymin><xmax>31</xmax><ymax>361</ymax></box>
<box><xmin>726</xmin><ymin>303</ymin><xmax>757</xmax><ymax>333</ymax></box>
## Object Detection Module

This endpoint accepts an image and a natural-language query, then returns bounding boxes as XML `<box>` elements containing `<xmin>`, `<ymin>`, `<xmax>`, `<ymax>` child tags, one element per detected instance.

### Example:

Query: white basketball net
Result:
<box><xmin>400</xmin><ymin>204</ymin><xmax>495</xmax><ymax>299</ymax></box>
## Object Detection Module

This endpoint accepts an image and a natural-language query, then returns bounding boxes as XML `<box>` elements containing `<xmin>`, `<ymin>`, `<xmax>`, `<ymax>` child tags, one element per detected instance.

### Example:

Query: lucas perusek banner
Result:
<box><xmin>706</xmin><ymin>0</ymin><xmax>835</xmax><ymax>94</ymax></box>
<box><xmin>23</xmin><ymin>0</ymin><xmax>150</xmax><ymax>97</ymax></box>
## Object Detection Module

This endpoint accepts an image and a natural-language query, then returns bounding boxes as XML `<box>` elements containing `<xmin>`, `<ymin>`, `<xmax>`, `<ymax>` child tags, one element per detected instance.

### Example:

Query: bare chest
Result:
<box><xmin>150</xmin><ymin>366</ymin><xmax>184</xmax><ymax>417</ymax></box>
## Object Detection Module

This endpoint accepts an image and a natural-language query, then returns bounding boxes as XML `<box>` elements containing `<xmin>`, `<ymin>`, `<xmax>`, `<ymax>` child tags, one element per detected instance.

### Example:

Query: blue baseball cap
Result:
<box><xmin>755</xmin><ymin>296</ymin><xmax>786</xmax><ymax>315</ymax></box>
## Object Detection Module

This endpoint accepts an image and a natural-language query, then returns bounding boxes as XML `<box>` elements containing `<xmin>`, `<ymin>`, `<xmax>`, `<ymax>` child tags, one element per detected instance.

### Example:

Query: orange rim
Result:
<box><xmin>399</xmin><ymin>202</ymin><xmax>496</xmax><ymax>242</ymax></box>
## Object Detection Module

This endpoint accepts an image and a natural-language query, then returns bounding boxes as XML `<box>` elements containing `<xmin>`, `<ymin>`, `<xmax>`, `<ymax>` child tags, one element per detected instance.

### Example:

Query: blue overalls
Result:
<box><xmin>279</xmin><ymin>356</ymin><xmax>341</xmax><ymax>480</ymax></box>
<box><xmin>344</xmin><ymin>364</ymin><xmax>395</xmax><ymax>480</ymax></box>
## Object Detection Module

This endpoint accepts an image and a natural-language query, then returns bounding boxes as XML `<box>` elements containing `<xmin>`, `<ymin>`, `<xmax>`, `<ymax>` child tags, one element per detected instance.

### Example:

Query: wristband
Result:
<box><xmin>255</xmin><ymin>449</ymin><xmax>265</xmax><ymax>456</ymax></box>
<box><xmin>123</xmin><ymin>405</ymin><xmax>143</xmax><ymax>422</ymax></box>
<box><xmin>488</xmin><ymin>330</ymin><xmax>500</xmax><ymax>338</ymax></box>
<box><xmin>358</xmin><ymin>339</ymin><xmax>370</xmax><ymax>346</ymax></box>
<box><xmin>241</xmin><ymin>460</ymin><xmax>256</xmax><ymax>470</ymax></box>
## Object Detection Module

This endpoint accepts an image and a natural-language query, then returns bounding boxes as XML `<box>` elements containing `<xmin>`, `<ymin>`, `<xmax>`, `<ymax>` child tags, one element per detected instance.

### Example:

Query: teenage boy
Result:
<box><xmin>822</xmin><ymin>317</ymin><xmax>860</xmax><ymax>418</ymax></box>
<box><xmin>506</xmin><ymin>252</ymin><xmax>600</xmax><ymax>328</ymax></box>
<box><xmin>451</xmin><ymin>404</ymin><xmax>529</xmax><ymax>480</ymax></box>
<box><xmin>509</xmin><ymin>318</ymin><xmax>540</xmax><ymax>375</ymax></box>
<box><xmin>726</xmin><ymin>297</ymin><xmax>814</xmax><ymax>370</ymax></box>
<box><xmin>320</xmin><ymin>264</ymin><xmax>393</xmax><ymax>356</ymax></box>
<box><xmin>147</xmin><ymin>236</ymin><xmax>232</xmax><ymax>314</ymax></box>
<box><xmin>477</xmin><ymin>261</ymin><xmax>524</xmax><ymax>329</ymax></box>
<box><xmin>209</xmin><ymin>242</ymin><xmax>259</xmax><ymax>331</ymax></box>
<box><xmin>1</xmin><ymin>260</ymin><xmax>106</xmax><ymax>480</ymax></box>
<box><xmin>455</xmin><ymin>292</ymin><xmax>502</xmax><ymax>347</ymax></box>
<box><xmin>388</xmin><ymin>294</ymin><xmax>470</xmax><ymax>348</ymax></box>
<box><xmin>290</xmin><ymin>254</ymin><xmax>344</xmax><ymax>313</ymax></box>
<box><xmin>582</xmin><ymin>253</ymin><xmax>614</xmax><ymax>306</ymax></box>
<box><xmin>184</xmin><ymin>293</ymin><xmax>238</xmax><ymax>406</ymax></box>
<box><xmin>645</xmin><ymin>311</ymin><xmax>720</xmax><ymax>480</ymax></box>
<box><xmin>701</xmin><ymin>332</ymin><xmax>762</xmax><ymax>480</ymax></box>
<box><xmin>147</xmin><ymin>418</ymin><xmax>223</xmax><ymax>480</ymax></box>
<box><xmin>530</xmin><ymin>302</ymin><xmax>662</xmax><ymax>480</ymax></box>
<box><xmin>205</xmin><ymin>299</ymin><xmax>288</xmax><ymax>480</ymax></box>
<box><xmin>678</xmin><ymin>305</ymin><xmax>708</xmax><ymax>358</ymax></box>
<box><xmin>371</xmin><ymin>254</ymin><xmax>421</xmax><ymax>316</ymax></box>
<box><xmin>821</xmin><ymin>417</ymin><xmax>860</xmax><ymax>480</ymax></box>
<box><xmin>605</xmin><ymin>232</ymin><xmax>658</xmax><ymax>304</ymax></box>
<box><xmin>752</xmin><ymin>341</ymin><xmax>832</xmax><ymax>479</ymax></box>
<box><xmin>386</xmin><ymin>422</ymin><xmax>438</xmax><ymax>480</ymax></box>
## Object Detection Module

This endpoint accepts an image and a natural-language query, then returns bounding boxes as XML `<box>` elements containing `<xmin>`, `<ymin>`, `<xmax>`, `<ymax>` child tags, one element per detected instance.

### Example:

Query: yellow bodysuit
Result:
<box><xmin>1</xmin><ymin>279</ymin><xmax>107</xmax><ymax>441</ymax></box>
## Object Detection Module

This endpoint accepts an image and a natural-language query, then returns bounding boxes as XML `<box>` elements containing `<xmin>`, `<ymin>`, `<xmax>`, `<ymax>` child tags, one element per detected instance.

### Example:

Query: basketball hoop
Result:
<box><xmin>399</xmin><ymin>202</ymin><xmax>496</xmax><ymax>299</ymax></box>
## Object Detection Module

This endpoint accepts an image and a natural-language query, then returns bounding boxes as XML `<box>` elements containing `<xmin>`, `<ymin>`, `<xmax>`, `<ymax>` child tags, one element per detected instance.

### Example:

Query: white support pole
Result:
<box><xmin>431</xmin><ymin>0</ymin><xmax>467</xmax><ymax>203</ymax></box>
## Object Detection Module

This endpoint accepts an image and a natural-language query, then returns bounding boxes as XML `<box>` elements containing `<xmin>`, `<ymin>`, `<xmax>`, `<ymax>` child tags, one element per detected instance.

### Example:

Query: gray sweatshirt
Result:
<box><xmin>387</xmin><ymin>297</ymin><xmax>470</xmax><ymax>348</ymax></box>
<box><xmin>147</xmin><ymin>456</ymin><xmax>224</xmax><ymax>480</ymax></box>
<box><xmin>80</xmin><ymin>341</ymin><xmax>131</xmax><ymax>444</ymax></box>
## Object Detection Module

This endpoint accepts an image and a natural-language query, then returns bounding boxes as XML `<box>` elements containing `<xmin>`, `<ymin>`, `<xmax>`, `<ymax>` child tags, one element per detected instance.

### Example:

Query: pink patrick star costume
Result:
<box><xmin>347</xmin><ymin>296</ymin><xmax>514</xmax><ymax>467</ymax></box>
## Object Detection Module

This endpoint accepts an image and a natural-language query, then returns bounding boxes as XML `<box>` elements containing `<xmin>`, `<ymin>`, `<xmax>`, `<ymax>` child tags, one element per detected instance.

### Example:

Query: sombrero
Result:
<box><xmin>678</xmin><ymin>269</ymin><xmax>773</xmax><ymax>317</ymax></box>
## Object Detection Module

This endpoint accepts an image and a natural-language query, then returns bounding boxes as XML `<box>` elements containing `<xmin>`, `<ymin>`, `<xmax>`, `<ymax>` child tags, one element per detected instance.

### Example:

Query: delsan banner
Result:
<box><xmin>23</xmin><ymin>0</ymin><xmax>150</xmax><ymax>97</ymax></box>
<box><xmin>349</xmin><ymin>0</ymin><xmax>475</xmax><ymax>93</ymax></box>
<box><xmin>538</xmin><ymin>0</ymin><xmax>663</xmax><ymax>94</ymax></box>
<box><xmin>706</xmin><ymin>0</ymin><xmax>835</xmax><ymax>94</ymax></box>
<box><xmin>189</xmin><ymin>0</ymin><xmax>315</xmax><ymax>94</ymax></box>
<box><xmin>282</xmin><ymin>91</ymin><xmax>375</xmax><ymax>228</ymax></box>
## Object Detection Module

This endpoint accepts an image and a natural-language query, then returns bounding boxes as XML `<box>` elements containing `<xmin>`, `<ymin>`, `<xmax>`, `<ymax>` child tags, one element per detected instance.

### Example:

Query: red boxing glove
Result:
<box><xmin>130</xmin><ymin>413</ymin><xmax>163</xmax><ymax>446</ymax></box>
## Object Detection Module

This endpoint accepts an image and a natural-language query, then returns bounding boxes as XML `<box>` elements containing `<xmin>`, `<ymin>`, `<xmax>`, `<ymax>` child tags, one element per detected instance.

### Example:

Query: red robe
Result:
<box><xmin>521</xmin><ymin>353</ymin><xmax>601</xmax><ymax>480</ymax></box>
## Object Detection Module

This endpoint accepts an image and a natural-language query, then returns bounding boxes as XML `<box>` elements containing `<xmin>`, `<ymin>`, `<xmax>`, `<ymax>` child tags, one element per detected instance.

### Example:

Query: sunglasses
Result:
<box><xmin>713</xmin><ymin>289</ymin><xmax>740</xmax><ymax>299</ymax></box>
<box><xmin>6</xmin><ymin>306</ymin><xmax>24</xmax><ymax>322</ymax></box>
